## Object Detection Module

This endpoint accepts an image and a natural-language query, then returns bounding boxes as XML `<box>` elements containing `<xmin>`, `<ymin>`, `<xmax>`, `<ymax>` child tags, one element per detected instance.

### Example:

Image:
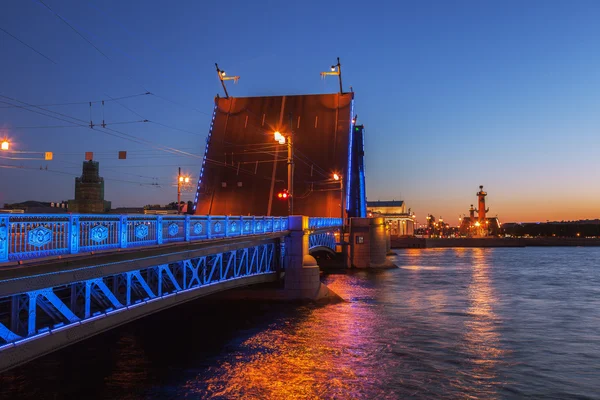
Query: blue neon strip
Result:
<box><xmin>193</xmin><ymin>101</ymin><xmax>219</xmax><ymax>211</ymax></box>
<box><xmin>346</xmin><ymin>99</ymin><xmax>355</xmax><ymax>212</ymax></box>
<box><xmin>358</xmin><ymin>126</ymin><xmax>367</xmax><ymax>217</ymax></box>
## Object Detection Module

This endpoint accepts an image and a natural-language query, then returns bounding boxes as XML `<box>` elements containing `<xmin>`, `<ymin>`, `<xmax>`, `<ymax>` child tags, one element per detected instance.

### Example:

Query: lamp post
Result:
<box><xmin>274</xmin><ymin>128</ymin><xmax>294</xmax><ymax>215</ymax></box>
<box><xmin>333</xmin><ymin>173</ymin><xmax>344</xmax><ymax>227</ymax></box>
<box><xmin>177</xmin><ymin>167</ymin><xmax>190</xmax><ymax>214</ymax></box>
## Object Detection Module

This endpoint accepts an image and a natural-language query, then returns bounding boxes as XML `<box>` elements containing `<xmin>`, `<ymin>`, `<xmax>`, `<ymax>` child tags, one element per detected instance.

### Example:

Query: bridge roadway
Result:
<box><xmin>0</xmin><ymin>214</ymin><xmax>341</xmax><ymax>373</ymax></box>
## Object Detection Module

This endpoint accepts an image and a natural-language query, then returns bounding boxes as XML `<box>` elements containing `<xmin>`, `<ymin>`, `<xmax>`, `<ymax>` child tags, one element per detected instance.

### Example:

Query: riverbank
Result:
<box><xmin>392</xmin><ymin>237</ymin><xmax>600</xmax><ymax>248</ymax></box>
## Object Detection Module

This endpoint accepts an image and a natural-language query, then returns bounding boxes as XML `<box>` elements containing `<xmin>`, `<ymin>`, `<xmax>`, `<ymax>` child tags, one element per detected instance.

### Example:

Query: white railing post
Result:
<box><xmin>68</xmin><ymin>215</ymin><xmax>80</xmax><ymax>254</ymax></box>
<box><xmin>120</xmin><ymin>215</ymin><xmax>128</xmax><ymax>248</ymax></box>
<box><xmin>184</xmin><ymin>215</ymin><xmax>191</xmax><ymax>242</ymax></box>
<box><xmin>156</xmin><ymin>215</ymin><xmax>163</xmax><ymax>245</ymax></box>
<box><xmin>0</xmin><ymin>216</ymin><xmax>9</xmax><ymax>262</ymax></box>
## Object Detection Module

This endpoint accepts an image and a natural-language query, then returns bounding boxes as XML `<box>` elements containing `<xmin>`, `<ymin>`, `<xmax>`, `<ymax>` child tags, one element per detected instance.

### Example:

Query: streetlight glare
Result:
<box><xmin>179</xmin><ymin>176</ymin><xmax>184</xmax><ymax>182</ymax></box>
<box><xmin>333</xmin><ymin>173</ymin><xmax>340</xmax><ymax>181</ymax></box>
<box><xmin>274</xmin><ymin>131</ymin><xmax>282</xmax><ymax>141</ymax></box>
<box><xmin>184</xmin><ymin>177</ymin><xmax>190</xmax><ymax>183</ymax></box>
<box><xmin>278</xmin><ymin>137</ymin><xmax>286</xmax><ymax>145</ymax></box>
<box><xmin>1</xmin><ymin>140</ymin><xmax>9</xmax><ymax>151</ymax></box>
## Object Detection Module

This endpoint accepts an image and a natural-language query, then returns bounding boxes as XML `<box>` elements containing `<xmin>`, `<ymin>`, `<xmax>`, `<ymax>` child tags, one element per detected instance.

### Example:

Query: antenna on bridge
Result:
<box><xmin>320</xmin><ymin>57</ymin><xmax>344</xmax><ymax>94</ymax></box>
<box><xmin>215</xmin><ymin>63</ymin><xmax>239</xmax><ymax>99</ymax></box>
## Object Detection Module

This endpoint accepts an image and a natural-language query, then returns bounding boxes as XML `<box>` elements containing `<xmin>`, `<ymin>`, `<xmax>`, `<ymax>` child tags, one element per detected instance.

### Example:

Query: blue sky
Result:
<box><xmin>1</xmin><ymin>0</ymin><xmax>599</xmax><ymax>223</ymax></box>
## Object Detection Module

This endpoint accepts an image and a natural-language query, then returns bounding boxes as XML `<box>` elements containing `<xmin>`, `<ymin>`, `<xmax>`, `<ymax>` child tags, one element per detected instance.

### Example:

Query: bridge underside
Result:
<box><xmin>193</xmin><ymin>93</ymin><xmax>365</xmax><ymax>218</ymax></box>
<box><xmin>0</xmin><ymin>238</ymin><xmax>280</xmax><ymax>373</ymax></box>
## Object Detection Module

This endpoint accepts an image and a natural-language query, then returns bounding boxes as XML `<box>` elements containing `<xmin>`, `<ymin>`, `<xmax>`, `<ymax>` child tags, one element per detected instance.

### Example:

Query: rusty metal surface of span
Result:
<box><xmin>192</xmin><ymin>93</ymin><xmax>362</xmax><ymax>218</ymax></box>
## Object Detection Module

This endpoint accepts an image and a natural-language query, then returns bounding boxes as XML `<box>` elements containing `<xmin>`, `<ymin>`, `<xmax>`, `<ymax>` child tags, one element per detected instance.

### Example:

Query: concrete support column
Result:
<box><xmin>284</xmin><ymin>216</ymin><xmax>338</xmax><ymax>301</ymax></box>
<box><xmin>348</xmin><ymin>217</ymin><xmax>397</xmax><ymax>269</ymax></box>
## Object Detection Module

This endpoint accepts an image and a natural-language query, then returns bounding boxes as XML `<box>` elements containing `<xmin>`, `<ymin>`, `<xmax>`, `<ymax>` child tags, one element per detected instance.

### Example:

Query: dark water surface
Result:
<box><xmin>1</xmin><ymin>247</ymin><xmax>599</xmax><ymax>399</ymax></box>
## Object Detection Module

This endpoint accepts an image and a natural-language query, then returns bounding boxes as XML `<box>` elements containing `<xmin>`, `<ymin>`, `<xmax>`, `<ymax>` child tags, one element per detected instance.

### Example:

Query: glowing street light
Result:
<box><xmin>333</xmin><ymin>172</ymin><xmax>344</xmax><ymax>227</ymax></box>
<box><xmin>274</xmin><ymin>129</ymin><xmax>294</xmax><ymax>214</ymax></box>
<box><xmin>1</xmin><ymin>140</ymin><xmax>9</xmax><ymax>151</ymax></box>
<box><xmin>177</xmin><ymin>167</ymin><xmax>190</xmax><ymax>214</ymax></box>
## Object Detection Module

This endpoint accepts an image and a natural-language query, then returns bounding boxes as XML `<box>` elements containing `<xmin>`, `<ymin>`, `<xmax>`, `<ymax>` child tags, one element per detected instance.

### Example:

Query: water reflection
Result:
<box><xmin>185</xmin><ymin>274</ymin><xmax>396</xmax><ymax>399</ymax></box>
<box><xmin>2</xmin><ymin>248</ymin><xmax>600</xmax><ymax>399</ymax></box>
<box><xmin>460</xmin><ymin>249</ymin><xmax>505</xmax><ymax>397</ymax></box>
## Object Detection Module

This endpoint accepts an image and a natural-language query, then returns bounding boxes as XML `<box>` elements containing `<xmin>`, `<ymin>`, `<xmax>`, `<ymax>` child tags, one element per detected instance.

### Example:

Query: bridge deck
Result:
<box><xmin>0</xmin><ymin>232</ymin><xmax>287</xmax><ymax>296</ymax></box>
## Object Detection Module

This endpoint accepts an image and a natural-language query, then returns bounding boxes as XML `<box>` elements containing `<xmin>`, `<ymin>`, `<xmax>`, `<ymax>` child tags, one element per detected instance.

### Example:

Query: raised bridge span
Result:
<box><xmin>0</xmin><ymin>213</ymin><xmax>340</xmax><ymax>372</ymax></box>
<box><xmin>193</xmin><ymin>93</ymin><xmax>367</xmax><ymax>218</ymax></box>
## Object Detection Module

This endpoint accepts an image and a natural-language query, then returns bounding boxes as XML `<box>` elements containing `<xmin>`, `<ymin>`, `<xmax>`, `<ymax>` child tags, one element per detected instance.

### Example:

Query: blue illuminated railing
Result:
<box><xmin>0</xmin><ymin>214</ymin><xmax>290</xmax><ymax>263</ymax></box>
<box><xmin>308</xmin><ymin>217</ymin><xmax>342</xmax><ymax>230</ymax></box>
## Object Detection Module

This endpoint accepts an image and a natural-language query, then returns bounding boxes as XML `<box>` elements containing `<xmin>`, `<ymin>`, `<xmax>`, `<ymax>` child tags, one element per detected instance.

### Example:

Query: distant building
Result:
<box><xmin>68</xmin><ymin>160</ymin><xmax>111</xmax><ymax>213</ymax></box>
<box><xmin>367</xmin><ymin>200</ymin><xmax>414</xmax><ymax>236</ymax></box>
<box><xmin>108</xmin><ymin>207</ymin><xmax>145</xmax><ymax>215</ymax></box>
<box><xmin>1</xmin><ymin>200</ymin><xmax>68</xmax><ymax>214</ymax></box>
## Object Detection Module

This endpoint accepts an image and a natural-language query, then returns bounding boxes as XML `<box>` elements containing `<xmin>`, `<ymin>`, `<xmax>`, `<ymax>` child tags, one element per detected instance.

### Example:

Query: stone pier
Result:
<box><xmin>284</xmin><ymin>216</ymin><xmax>340</xmax><ymax>300</ymax></box>
<box><xmin>347</xmin><ymin>217</ymin><xmax>397</xmax><ymax>268</ymax></box>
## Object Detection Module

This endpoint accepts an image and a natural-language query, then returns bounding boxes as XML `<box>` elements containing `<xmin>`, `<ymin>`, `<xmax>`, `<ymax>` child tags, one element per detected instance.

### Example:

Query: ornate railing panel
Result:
<box><xmin>0</xmin><ymin>214</ymin><xmax>290</xmax><ymax>263</ymax></box>
<box><xmin>308</xmin><ymin>217</ymin><xmax>342</xmax><ymax>230</ymax></box>
<box><xmin>1</xmin><ymin>215</ymin><xmax>70</xmax><ymax>261</ymax></box>
<box><xmin>78</xmin><ymin>215</ymin><xmax>120</xmax><ymax>252</ymax></box>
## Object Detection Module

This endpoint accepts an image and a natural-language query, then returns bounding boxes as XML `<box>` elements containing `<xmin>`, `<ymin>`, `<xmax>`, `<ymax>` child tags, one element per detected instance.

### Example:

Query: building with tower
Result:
<box><xmin>68</xmin><ymin>160</ymin><xmax>111</xmax><ymax>213</ymax></box>
<box><xmin>459</xmin><ymin>185</ymin><xmax>500</xmax><ymax>236</ymax></box>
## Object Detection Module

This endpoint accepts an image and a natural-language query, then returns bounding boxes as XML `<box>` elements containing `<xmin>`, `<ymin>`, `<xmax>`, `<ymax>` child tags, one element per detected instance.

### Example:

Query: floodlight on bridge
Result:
<box><xmin>215</xmin><ymin>63</ymin><xmax>240</xmax><ymax>98</ymax></box>
<box><xmin>320</xmin><ymin>57</ymin><xmax>344</xmax><ymax>93</ymax></box>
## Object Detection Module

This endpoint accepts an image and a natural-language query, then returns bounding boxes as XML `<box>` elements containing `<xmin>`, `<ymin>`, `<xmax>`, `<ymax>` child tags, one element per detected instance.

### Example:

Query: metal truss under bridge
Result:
<box><xmin>0</xmin><ymin>214</ymin><xmax>341</xmax><ymax>372</ymax></box>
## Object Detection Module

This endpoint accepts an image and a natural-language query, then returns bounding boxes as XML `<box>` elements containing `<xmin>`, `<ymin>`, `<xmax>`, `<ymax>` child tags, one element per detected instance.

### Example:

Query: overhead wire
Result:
<box><xmin>0</xmin><ymin>26</ymin><xmax>57</xmax><ymax>64</ymax></box>
<box><xmin>13</xmin><ymin>120</ymin><xmax>147</xmax><ymax>129</ymax></box>
<box><xmin>37</xmin><ymin>0</ymin><xmax>110</xmax><ymax>60</ymax></box>
<box><xmin>0</xmin><ymin>92</ymin><xmax>150</xmax><ymax>109</ymax></box>
<box><xmin>0</xmin><ymin>95</ymin><xmax>202</xmax><ymax>159</ymax></box>
<box><xmin>105</xmin><ymin>92</ymin><xmax>204</xmax><ymax>136</ymax></box>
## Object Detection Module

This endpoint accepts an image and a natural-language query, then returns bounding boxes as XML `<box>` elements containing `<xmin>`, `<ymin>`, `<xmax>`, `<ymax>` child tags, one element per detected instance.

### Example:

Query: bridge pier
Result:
<box><xmin>346</xmin><ymin>217</ymin><xmax>397</xmax><ymax>269</ymax></box>
<box><xmin>284</xmin><ymin>216</ymin><xmax>339</xmax><ymax>301</ymax></box>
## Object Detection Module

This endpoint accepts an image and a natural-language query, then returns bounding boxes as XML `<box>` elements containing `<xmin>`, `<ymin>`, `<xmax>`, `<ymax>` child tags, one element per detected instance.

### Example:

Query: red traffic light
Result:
<box><xmin>282</xmin><ymin>192</ymin><xmax>288</xmax><ymax>199</ymax></box>
<box><xmin>277</xmin><ymin>189</ymin><xmax>290</xmax><ymax>199</ymax></box>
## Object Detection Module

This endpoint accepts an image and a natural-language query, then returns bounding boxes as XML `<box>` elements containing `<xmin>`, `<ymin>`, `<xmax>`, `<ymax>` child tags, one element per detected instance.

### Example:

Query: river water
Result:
<box><xmin>1</xmin><ymin>247</ymin><xmax>599</xmax><ymax>399</ymax></box>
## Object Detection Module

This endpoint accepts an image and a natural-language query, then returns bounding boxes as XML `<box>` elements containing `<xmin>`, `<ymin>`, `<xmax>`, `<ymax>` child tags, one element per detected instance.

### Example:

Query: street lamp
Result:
<box><xmin>274</xmin><ymin>128</ymin><xmax>294</xmax><ymax>215</ymax></box>
<box><xmin>333</xmin><ymin>173</ymin><xmax>344</xmax><ymax>226</ymax></box>
<box><xmin>177</xmin><ymin>167</ymin><xmax>190</xmax><ymax>214</ymax></box>
<box><xmin>1</xmin><ymin>140</ymin><xmax>9</xmax><ymax>151</ymax></box>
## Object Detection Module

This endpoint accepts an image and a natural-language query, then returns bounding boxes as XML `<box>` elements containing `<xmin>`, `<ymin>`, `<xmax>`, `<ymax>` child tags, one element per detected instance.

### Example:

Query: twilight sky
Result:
<box><xmin>1</xmin><ymin>0</ymin><xmax>599</xmax><ymax>224</ymax></box>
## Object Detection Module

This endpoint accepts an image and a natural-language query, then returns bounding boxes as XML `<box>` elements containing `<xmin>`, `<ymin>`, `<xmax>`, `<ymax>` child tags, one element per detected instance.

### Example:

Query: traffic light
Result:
<box><xmin>277</xmin><ymin>189</ymin><xmax>290</xmax><ymax>199</ymax></box>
